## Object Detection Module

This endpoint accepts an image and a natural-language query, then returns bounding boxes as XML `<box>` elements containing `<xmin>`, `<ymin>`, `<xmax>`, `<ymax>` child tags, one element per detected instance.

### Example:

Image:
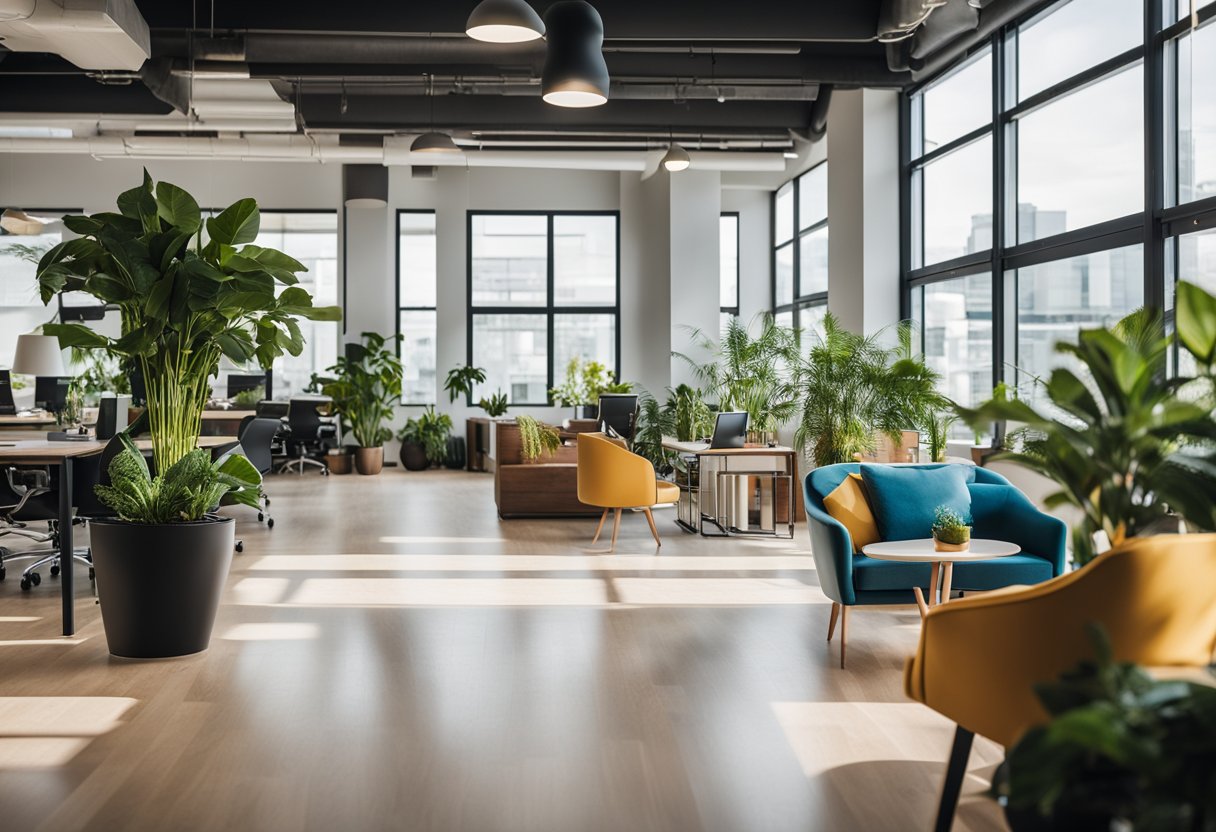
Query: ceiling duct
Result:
<box><xmin>909</xmin><ymin>0</ymin><xmax>980</xmax><ymax>59</ymax></box>
<box><xmin>0</xmin><ymin>0</ymin><xmax>149</xmax><ymax>71</ymax></box>
<box><xmin>876</xmin><ymin>0</ymin><xmax>947</xmax><ymax>42</ymax></box>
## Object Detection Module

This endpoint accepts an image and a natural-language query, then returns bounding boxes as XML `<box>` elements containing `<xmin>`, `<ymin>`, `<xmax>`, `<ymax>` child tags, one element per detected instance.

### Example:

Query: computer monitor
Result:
<box><xmin>709</xmin><ymin>411</ymin><xmax>749</xmax><ymax>449</ymax></box>
<box><xmin>0</xmin><ymin>369</ymin><xmax>15</xmax><ymax>415</ymax></box>
<box><xmin>34</xmin><ymin>376</ymin><xmax>71</xmax><ymax>414</ymax></box>
<box><xmin>227</xmin><ymin>373</ymin><xmax>267</xmax><ymax>399</ymax></box>
<box><xmin>598</xmin><ymin>394</ymin><xmax>639</xmax><ymax>441</ymax></box>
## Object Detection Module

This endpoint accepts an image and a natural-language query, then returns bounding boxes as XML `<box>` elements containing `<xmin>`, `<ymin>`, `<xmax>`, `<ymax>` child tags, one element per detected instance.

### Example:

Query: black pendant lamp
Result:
<box><xmin>466</xmin><ymin>0</ymin><xmax>545</xmax><ymax>43</ymax></box>
<box><xmin>343</xmin><ymin>164</ymin><xmax>388</xmax><ymax>209</ymax></box>
<box><xmin>541</xmin><ymin>1</ymin><xmax>609</xmax><ymax>108</ymax></box>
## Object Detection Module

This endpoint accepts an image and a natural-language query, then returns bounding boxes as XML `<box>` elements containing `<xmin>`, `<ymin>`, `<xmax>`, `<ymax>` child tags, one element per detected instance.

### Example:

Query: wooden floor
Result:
<box><xmin>0</xmin><ymin>470</ymin><xmax>1007</xmax><ymax>832</ymax></box>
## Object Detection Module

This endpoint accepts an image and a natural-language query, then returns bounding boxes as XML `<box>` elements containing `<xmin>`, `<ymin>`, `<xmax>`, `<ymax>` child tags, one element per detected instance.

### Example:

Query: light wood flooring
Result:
<box><xmin>0</xmin><ymin>470</ymin><xmax>1007</xmax><ymax>832</ymax></box>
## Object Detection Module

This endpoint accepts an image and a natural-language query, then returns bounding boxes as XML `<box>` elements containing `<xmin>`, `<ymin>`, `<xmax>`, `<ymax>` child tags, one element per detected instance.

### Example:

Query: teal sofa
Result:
<box><xmin>803</xmin><ymin>463</ymin><xmax>1067</xmax><ymax>667</ymax></box>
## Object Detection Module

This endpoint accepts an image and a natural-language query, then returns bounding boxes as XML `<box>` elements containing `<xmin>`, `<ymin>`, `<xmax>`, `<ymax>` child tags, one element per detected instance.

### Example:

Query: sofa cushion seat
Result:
<box><xmin>951</xmin><ymin>554</ymin><xmax>1053</xmax><ymax>591</ymax></box>
<box><xmin>852</xmin><ymin>555</ymin><xmax>933</xmax><ymax>592</ymax></box>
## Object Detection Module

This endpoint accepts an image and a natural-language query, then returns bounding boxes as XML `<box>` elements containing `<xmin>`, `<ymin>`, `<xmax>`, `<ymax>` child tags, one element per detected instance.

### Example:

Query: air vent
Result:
<box><xmin>411</xmin><ymin>166</ymin><xmax>437</xmax><ymax>180</ymax></box>
<box><xmin>0</xmin><ymin>0</ymin><xmax>150</xmax><ymax>71</ymax></box>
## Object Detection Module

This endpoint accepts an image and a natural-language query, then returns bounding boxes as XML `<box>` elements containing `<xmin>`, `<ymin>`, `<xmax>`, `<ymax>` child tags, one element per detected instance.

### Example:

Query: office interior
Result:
<box><xmin>1</xmin><ymin>1</ymin><xmax>1215</xmax><ymax>831</ymax></box>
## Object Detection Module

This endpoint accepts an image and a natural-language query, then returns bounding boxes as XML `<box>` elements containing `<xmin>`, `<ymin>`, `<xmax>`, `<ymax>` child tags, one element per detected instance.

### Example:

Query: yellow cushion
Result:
<box><xmin>655</xmin><ymin>481</ymin><xmax>680</xmax><ymax>505</ymax></box>
<box><xmin>823</xmin><ymin>473</ymin><xmax>880</xmax><ymax>552</ymax></box>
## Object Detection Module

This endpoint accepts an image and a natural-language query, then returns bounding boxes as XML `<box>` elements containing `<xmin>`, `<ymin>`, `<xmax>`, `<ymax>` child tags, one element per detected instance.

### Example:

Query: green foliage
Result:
<box><xmin>444</xmin><ymin>364</ymin><xmax>487</xmax><ymax>404</ymax></box>
<box><xmin>931</xmin><ymin>505</ymin><xmax>971</xmax><ymax>545</ymax></box>
<box><xmin>793</xmin><ymin>312</ymin><xmax>946</xmax><ymax>468</ymax></box>
<box><xmin>997</xmin><ymin>624</ymin><xmax>1216</xmax><ymax>830</ymax></box>
<box><xmin>398</xmin><ymin>406</ymin><xmax>454</xmax><ymax>466</ymax></box>
<box><xmin>676</xmin><ymin>314</ymin><xmax>799</xmax><ymax>434</ymax></box>
<box><xmin>322</xmin><ymin>332</ymin><xmax>403</xmax><ymax>448</ymax></box>
<box><xmin>550</xmin><ymin>357</ymin><xmax>631</xmax><ymax>407</ymax></box>
<box><xmin>478</xmin><ymin>390</ymin><xmax>509</xmax><ymax>417</ymax></box>
<box><xmin>632</xmin><ymin>389</ymin><xmax>675</xmax><ymax>474</ymax></box>
<box><xmin>231</xmin><ymin>385</ymin><xmax>264</xmax><ymax>409</ymax></box>
<box><xmin>515</xmin><ymin>414</ymin><xmax>561</xmax><ymax>461</ymax></box>
<box><xmin>94</xmin><ymin>434</ymin><xmax>261</xmax><ymax>524</ymax></box>
<box><xmin>956</xmin><ymin>288</ymin><xmax>1216</xmax><ymax>566</ymax></box>
<box><xmin>35</xmin><ymin>171</ymin><xmax>340</xmax><ymax>473</ymax></box>
<box><xmin>924</xmin><ymin>410</ymin><xmax>957</xmax><ymax>463</ymax></box>
<box><xmin>70</xmin><ymin>349</ymin><xmax>131</xmax><ymax>404</ymax></box>
<box><xmin>4</xmin><ymin>241</ymin><xmax>51</xmax><ymax>265</ymax></box>
<box><xmin>668</xmin><ymin>383</ymin><xmax>714</xmax><ymax>442</ymax></box>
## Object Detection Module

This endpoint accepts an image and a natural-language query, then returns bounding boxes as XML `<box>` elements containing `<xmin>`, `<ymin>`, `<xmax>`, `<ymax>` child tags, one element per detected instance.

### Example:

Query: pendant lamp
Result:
<box><xmin>541</xmin><ymin>1</ymin><xmax>609</xmax><ymax>108</ymax></box>
<box><xmin>466</xmin><ymin>0</ymin><xmax>545</xmax><ymax>43</ymax></box>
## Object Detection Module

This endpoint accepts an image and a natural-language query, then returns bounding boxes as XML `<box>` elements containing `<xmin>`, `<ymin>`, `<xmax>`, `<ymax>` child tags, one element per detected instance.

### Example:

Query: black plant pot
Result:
<box><xmin>445</xmin><ymin>436</ymin><xmax>466</xmax><ymax>469</ymax></box>
<box><xmin>89</xmin><ymin>516</ymin><xmax>234</xmax><ymax>659</ymax></box>
<box><xmin>576</xmin><ymin>404</ymin><xmax>599</xmax><ymax>420</ymax></box>
<box><xmin>399</xmin><ymin>440</ymin><xmax>430</xmax><ymax>471</ymax></box>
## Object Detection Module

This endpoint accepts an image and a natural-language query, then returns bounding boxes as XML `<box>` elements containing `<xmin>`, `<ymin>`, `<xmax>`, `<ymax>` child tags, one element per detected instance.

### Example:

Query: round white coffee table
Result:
<box><xmin>861</xmin><ymin>538</ymin><xmax>1021</xmax><ymax>616</ymax></box>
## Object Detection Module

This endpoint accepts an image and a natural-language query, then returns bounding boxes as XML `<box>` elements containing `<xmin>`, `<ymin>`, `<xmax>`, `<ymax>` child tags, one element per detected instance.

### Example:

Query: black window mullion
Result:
<box><xmin>546</xmin><ymin>214</ymin><xmax>555</xmax><ymax>404</ymax></box>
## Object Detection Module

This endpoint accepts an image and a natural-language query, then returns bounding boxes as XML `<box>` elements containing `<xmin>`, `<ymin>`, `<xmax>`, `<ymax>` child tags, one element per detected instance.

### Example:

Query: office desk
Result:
<box><xmin>662</xmin><ymin>439</ymin><xmax>797</xmax><ymax>539</ymax></box>
<box><xmin>0</xmin><ymin>413</ymin><xmax>57</xmax><ymax>430</ymax></box>
<box><xmin>200</xmin><ymin>410</ymin><xmax>255</xmax><ymax>436</ymax></box>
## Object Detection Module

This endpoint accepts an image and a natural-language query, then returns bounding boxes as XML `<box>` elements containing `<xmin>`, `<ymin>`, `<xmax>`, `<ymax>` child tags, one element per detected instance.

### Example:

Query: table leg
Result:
<box><xmin>941</xmin><ymin>562</ymin><xmax>954</xmax><ymax>605</ymax></box>
<box><xmin>928</xmin><ymin>560</ymin><xmax>940</xmax><ymax>607</ymax></box>
<box><xmin>60</xmin><ymin>457</ymin><xmax>75</xmax><ymax>637</ymax></box>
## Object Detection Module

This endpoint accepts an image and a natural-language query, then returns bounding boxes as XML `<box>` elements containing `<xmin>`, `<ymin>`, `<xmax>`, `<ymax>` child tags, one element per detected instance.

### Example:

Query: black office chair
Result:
<box><xmin>277</xmin><ymin>399</ymin><xmax>335</xmax><ymax>475</ymax></box>
<box><xmin>0</xmin><ymin>463</ymin><xmax>94</xmax><ymax>591</ymax></box>
<box><xmin>231</xmin><ymin>416</ymin><xmax>280</xmax><ymax>529</ymax></box>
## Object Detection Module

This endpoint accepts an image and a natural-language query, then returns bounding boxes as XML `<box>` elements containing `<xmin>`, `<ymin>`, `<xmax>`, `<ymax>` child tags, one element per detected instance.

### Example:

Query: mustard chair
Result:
<box><xmin>576</xmin><ymin>432</ymin><xmax>679</xmax><ymax>551</ymax></box>
<box><xmin>904</xmin><ymin>534</ymin><xmax>1216</xmax><ymax>832</ymax></box>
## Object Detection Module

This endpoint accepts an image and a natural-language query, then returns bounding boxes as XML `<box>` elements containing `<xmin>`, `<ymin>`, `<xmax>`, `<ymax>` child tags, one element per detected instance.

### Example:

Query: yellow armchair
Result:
<box><xmin>905</xmin><ymin>533</ymin><xmax>1216</xmax><ymax>831</ymax></box>
<box><xmin>576</xmin><ymin>432</ymin><xmax>679</xmax><ymax>551</ymax></box>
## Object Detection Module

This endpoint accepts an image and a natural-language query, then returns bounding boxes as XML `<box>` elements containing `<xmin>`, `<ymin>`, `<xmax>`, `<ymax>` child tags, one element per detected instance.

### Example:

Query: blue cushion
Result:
<box><xmin>852</xmin><ymin>555</ymin><xmax>933</xmax><ymax>592</ymax></box>
<box><xmin>860</xmin><ymin>464</ymin><xmax>972</xmax><ymax>542</ymax></box>
<box><xmin>950</xmin><ymin>555</ymin><xmax>1054</xmax><ymax>591</ymax></box>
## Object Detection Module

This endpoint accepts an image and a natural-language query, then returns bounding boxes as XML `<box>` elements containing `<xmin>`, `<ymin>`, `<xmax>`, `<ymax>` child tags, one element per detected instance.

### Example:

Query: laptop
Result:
<box><xmin>682</xmin><ymin>411</ymin><xmax>749</xmax><ymax>451</ymax></box>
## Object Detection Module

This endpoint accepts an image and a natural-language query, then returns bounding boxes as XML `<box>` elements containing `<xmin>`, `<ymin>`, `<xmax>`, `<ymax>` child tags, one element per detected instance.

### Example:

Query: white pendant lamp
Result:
<box><xmin>466</xmin><ymin>0</ymin><xmax>545</xmax><ymax>43</ymax></box>
<box><xmin>541</xmin><ymin>1</ymin><xmax>609</xmax><ymax>108</ymax></box>
<box><xmin>1</xmin><ymin>209</ymin><xmax>48</xmax><ymax>236</ymax></box>
<box><xmin>410</xmin><ymin>132</ymin><xmax>462</xmax><ymax>153</ymax></box>
<box><xmin>12</xmin><ymin>334</ymin><xmax>66</xmax><ymax>377</ymax></box>
<box><xmin>661</xmin><ymin>143</ymin><xmax>690</xmax><ymax>172</ymax></box>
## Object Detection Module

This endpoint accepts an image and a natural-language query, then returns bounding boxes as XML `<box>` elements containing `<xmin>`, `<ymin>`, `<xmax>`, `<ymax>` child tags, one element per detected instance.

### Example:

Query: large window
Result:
<box><xmin>0</xmin><ymin>212</ymin><xmax>71</xmax><ymax>368</ymax></box>
<box><xmin>720</xmin><ymin>213</ymin><xmax>739</xmax><ymax>333</ymax></box>
<box><xmin>773</xmin><ymin>162</ymin><xmax>828</xmax><ymax>334</ymax></box>
<box><xmin>397</xmin><ymin>211</ymin><xmax>437</xmax><ymax>405</ymax></box>
<box><xmin>256</xmin><ymin>212</ymin><xmax>338</xmax><ymax>398</ymax></box>
<box><xmin>468</xmin><ymin>212</ymin><xmax>619</xmax><ymax>405</ymax></box>
<box><xmin>903</xmin><ymin>0</ymin><xmax>1216</xmax><ymax>409</ymax></box>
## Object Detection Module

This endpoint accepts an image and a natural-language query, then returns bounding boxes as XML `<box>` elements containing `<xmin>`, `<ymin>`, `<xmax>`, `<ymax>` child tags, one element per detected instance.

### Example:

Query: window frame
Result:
<box><xmin>772</xmin><ymin>161</ymin><xmax>829</xmax><ymax>323</ymax></box>
<box><xmin>465</xmin><ymin>209</ymin><xmax>621</xmax><ymax>407</ymax></box>
<box><xmin>395</xmin><ymin>208</ymin><xmax>439</xmax><ymax>406</ymax></box>
<box><xmin>720</xmin><ymin>211</ymin><xmax>740</xmax><ymax>318</ymax></box>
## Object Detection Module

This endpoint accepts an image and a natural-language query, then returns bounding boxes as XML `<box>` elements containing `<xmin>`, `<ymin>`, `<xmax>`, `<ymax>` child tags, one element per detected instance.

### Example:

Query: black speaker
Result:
<box><xmin>97</xmin><ymin>395</ymin><xmax>131</xmax><ymax>440</ymax></box>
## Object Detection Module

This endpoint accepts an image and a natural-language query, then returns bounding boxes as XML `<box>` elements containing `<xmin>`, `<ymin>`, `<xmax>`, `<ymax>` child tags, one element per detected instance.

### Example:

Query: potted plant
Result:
<box><xmin>35</xmin><ymin>172</ymin><xmax>337</xmax><ymax>657</ymax></box>
<box><xmin>956</xmin><ymin>283</ymin><xmax>1216</xmax><ymax>565</ymax></box>
<box><xmin>994</xmin><ymin>624</ymin><xmax>1216</xmax><ymax>832</ymax></box>
<box><xmin>444</xmin><ymin>364</ymin><xmax>487</xmax><ymax>403</ymax></box>
<box><xmin>398</xmin><ymin>406</ymin><xmax>453</xmax><ymax>471</ymax></box>
<box><xmin>478</xmin><ymin>390</ymin><xmax>509</xmax><ymax>417</ymax></box>
<box><xmin>515</xmin><ymin>414</ymin><xmax>561</xmax><ymax>462</ymax></box>
<box><xmin>931</xmin><ymin>505</ymin><xmax>971</xmax><ymax>552</ymax></box>
<box><xmin>550</xmin><ymin>357</ymin><xmax>631</xmax><ymax>419</ymax></box>
<box><xmin>322</xmin><ymin>331</ymin><xmax>403</xmax><ymax>475</ymax></box>
<box><xmin>326</xmin><ymin>446</ymin><xmax>354</xmax><ymax>475</ymax></box>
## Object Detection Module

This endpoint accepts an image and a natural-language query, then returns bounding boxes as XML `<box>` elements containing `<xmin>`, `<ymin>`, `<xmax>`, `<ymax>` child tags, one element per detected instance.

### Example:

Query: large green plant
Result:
<box><xmin>322</xmin><ymin>332</ymin><xmax>403</xmax><ymax>448</ymax></box>
<box><xmin>793</xmin><ymin>312</ymin><xmax>945</xmax><ymax>467</ymax></box>
<box><xmin>676</xmin><ymin>314</ymin><xmax>800</xmax><ymax>434</ymax></box>
<box><xmin>550</xmin><ymin>357</ymin><xmax>631</xmax><ymax>407</ymax></box>
<box><xmin>34</xmin><ymin>172</ymin><xmax>340</xmax><ymax>471</ymax></box>
<box><xmin>515</xmin><ymin>414</ymin><xmax>561</xmax><ymax>461</ymax></box>
<box><xmin>397</xmin><ymin>406</ymin><xmax>453</xmax><ymax>466</ymax></box>
<box><xmin>96</xmin><ymin>434</ymin><xmax>261</xmax><ymax>524</ymax></box>
<box><xmin>444</xmin><ymin>364</ymin><xmax>486</xmax><ymax>404</ymax></box>
<box><xmin>956</xmin><ymin>284</ymin><xmax>1216</xmax><ymax>565</ymax></box>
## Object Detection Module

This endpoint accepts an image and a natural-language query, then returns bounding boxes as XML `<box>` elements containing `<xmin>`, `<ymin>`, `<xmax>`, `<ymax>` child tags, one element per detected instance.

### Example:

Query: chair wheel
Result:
<box><xmin>266</xmin><ymin>517</ymin><xmax>275</xmax><ymax>529</ymax></box>
<box><xmin>30</xmin><ymin>572</ymin><xmax>42</xmax><ymax>587</ymax></box>
<box><xmin>320</xmin><ymin>468</ymin><xmax>329</xmax><ymax>476</ymax></box>
<box><xmin>235</xmin><ymin>541</ymin><xmax>244</xmax><ymax>553</ymax></box>
<box><xmin>50</xmin><ymin>564</ymin><xmax>60</xmax><ymax>577</ymax></box>
<box><xmin>20</xmin><ymin>577</ymin><xmax>32</xmax><ymax>591</ymax></box>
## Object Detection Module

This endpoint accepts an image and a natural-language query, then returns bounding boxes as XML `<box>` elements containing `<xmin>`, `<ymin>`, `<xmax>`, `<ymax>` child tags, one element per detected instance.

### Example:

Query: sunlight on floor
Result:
<box><xmin>378</xmin><ymin>536</ymin><xmax>508</xmax><ymax>544</ymax></box>
<box><xmin>220</xmin><ymin>622</ymin><xmax>321</xmax><ymax>641</ymax></box>
<box><xmin>283</xmin><ymin>577</ymin><xmax>610</xmax><ymax>607</ymax></box>
<box><xmin>247</xmin><ymin>554</ymin><xmax>817</xmax><ymax>572</ymax></box>
<box><xmin>0</xmin><ymin>638</ymin><xmax>89</xmax><ymax>647</ymax></box>
<box><xmin>0</xmin><ymin>696</ymin><xmax>139</xmax><ymax>770</ymax></box>
<box><xmin>614</xmin><ymin>577</ymin><xmax>825</xmax><ymax>605</ymax></box>
<box><xmin>0</xmin><ymin>617</ymin><xmax>41</xmax><ymax>623</ymax></box>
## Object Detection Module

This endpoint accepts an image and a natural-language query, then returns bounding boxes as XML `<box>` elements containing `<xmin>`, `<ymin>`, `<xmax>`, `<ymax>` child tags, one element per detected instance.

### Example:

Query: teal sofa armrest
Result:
<box><xmin>969</xmin><ymin>481</ymin><xmax>1068</xmax><ymax>576</ymax></box>
<box><xmin>803</xmin><ymin>474</ymin><xmax>856</xmax><ymax>606</ymax></box>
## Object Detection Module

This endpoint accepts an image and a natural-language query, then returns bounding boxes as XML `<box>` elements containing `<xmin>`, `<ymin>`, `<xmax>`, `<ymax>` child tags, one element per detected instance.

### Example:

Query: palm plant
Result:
<box><xmin>322</xmin><ymin>332</ymin><xmax>404</xmax><ymax>448</ymax></box>
<box><xmin>675</xmin><ymin>314</ymin><xmax>800</xmax><ymax>435</ymax></box>
<box><xmin>792</xmin><ymin>312</ymin><xmax>945</xmax><ymax>467</ymax></box>
<box><xmin>632</xmin><ymin>389</ymin><xmax>675</xmax><ymax>474</ymax></box>
<box><xmin>955</xmin><ymin>284</ymin><xmax>1216</xmax><ymax>566</ymax></box>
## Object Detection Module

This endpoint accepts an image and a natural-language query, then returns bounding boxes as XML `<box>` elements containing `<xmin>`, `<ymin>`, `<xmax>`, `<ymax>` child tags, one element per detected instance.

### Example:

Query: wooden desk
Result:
<box><xmin>0</xmin><ymin>413</ymin><xmax>57</xmax><ymax>429</ymax></box>
<box><xmin>661</xmin><ymin>439</ymin><xmax>798</xmax><ymax>538</ymax></box>
<box><xmin>200</xmin><ymin>410</ymin><xmax>256</xmax><ymax>436</ymax></box>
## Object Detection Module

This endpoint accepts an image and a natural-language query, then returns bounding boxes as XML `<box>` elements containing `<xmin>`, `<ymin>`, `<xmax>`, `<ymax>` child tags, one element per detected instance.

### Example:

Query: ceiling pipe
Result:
<box><xmin>289</xmin><ymin>78</ymin><xmax>820</xmax><ymax>101</ymax></box>
<box><xmin>910</xmin><ymin>0</ymin><xmax>1044</xmax><ymax>80</ymax></box>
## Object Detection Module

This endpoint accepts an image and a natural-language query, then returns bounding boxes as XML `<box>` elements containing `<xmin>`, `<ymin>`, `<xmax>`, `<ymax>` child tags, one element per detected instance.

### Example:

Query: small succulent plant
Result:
<box><xmin>931</xmin><ymin>505</ymin><xmax>972</xmax><ymax>546</ymax></box>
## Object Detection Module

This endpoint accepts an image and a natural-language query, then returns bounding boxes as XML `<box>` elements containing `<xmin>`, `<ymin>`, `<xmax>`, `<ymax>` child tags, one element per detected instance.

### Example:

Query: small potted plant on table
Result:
<box><xmin>931</xmin><ymin>505</ymin><xmax>971</xmax><ymax>552</ymax></box>
<box><xmin>322</xmin><ymin>332</ymin><xmax>403</xmax><ymax>475</ymax></box>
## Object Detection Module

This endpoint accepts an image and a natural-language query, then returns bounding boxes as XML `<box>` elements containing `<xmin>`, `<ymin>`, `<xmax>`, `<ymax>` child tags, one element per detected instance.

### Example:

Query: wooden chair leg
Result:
<box><xmin>826</xmin><ymin>602</ymin><xmax>840</xmax><ymax>642</ymax></box>
<box><xmin>591</xmin><ymin>509</ymin><xmax>609</xmax><ymax>545</ymax></box>
<box><xmin>642</xmin><ymin>507</ymin><xmax>661</xmax><ymax>547</ymax></box>
<box><xmin>609</xmin><ymin>508</ymin><xmax>622</xmax><ymax>552</ymax></box>
<box><xmin>934</xmin><ymin>725</ymin><xmax>975</xmax><ymax>832</ymax></box>
<box><xmin>839</xmin><ymin>605</ymin><xmax>849</xmax><ymax>668</ymax></box>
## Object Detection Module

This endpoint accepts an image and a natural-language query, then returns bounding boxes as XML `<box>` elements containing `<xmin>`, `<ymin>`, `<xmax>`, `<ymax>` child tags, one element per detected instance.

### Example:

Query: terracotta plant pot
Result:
<box><xmin>327</xmin><ymin>449</ymin><xmax>353</xmax><ymax>475</ymax></box>
<box><xmin>354</xmin><ymin>446</ymin><xmax>384</xmax><ymax>475</ymax></box>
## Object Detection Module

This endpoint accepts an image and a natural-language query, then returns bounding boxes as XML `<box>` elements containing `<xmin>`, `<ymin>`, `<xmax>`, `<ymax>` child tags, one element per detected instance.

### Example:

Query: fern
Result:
<box><xmin>515</xmin><ymin>415</ymin><xmax>561</xmax><ymax>461</ymax></box>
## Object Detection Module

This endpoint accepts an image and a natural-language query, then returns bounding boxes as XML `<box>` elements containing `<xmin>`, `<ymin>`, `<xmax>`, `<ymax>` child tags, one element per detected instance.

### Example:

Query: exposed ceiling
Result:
<box><xmin>0</xmin><ymin>0</ymin><xmax>1041</xmax><ymax>161</ymax></box>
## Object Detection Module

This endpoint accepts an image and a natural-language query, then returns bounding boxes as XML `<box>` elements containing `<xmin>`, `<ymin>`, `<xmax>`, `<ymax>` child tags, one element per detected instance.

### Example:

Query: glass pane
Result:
<box><xmin>775</xmin><ymin>182</ymin><xmax>794</xmax><ymax>245</ymax></box>
<box><xmin>398</xmin><ymin>212</ymin><xmax>436</xmax><ymax>308</ymax></box>
<box><xmin>774</xmin><ymin>310</ymin><xmax>793</xmax><ymax>330</ymax></box>
<box><xmin>472</xmin><ymin>313</ymin><xmax>548</xmax><ymax>403</ymax></box>
<box><xmin>470</xmin><ymin>214</ymin><xmax>547</xmax><ymax>306</ymax></box>
<box><xmin>1017</xmin><ymin>0</ymin><xmax>1142</xmax><ymax>102</ymax></box>
<box><xmin>554</xmin><ymin>313</ymin><xmax>616</xmax><ymax>382</ymax></box>
<box><xmin>1178</xmin><ymin>19</ymin><xmax>1216</xmax><ymax>204</ymax></box>
<box><xmin>553</xmin><ymin>215</ymin><xmax>616</xmax><ymax>306</ymax></box>
<box><xmin>0</xmin><ymin>213</ymin><xmax>67</xmax><ymax>369</ymax></box>
<box><xmin>922</xmin><ymin>50</ymin><xmax>992</xmax><ymax>151</ymax></box>
<box><xmin>1016</xmin><ymin>66</ymin><xmax>1143</xmax><ymax>243</ymax></box>
<box><xmin>1177</xmin><ymin>227</ymin><xmax>1216</xmax><ymax>375</ymax></box>
<box><xmin>720</xmin><ymin>311</ymin><xmax>736</xmax><ymax>337</ymax></box>
<box><xmin>1015</xmin><ymin>245</ymin><xmax>1144</xmax><ymax>403</ymax></box>
<box><xmin>921</xmin><ymin>136</ymin><xmax>992</xmax><ymax>265</ymax></box>
<box><xmin>921</xmin><ymin>274</ymin><xmax>993</xmax><ymax>409</ymax></box>
<box><xmin>798</xmin><ymin>226</ymin><xmax>829</xmax><ymax>297</ymax></box>
<box><xmin>798</xmin><ymin>164</ymin><xmax>827</xmax><ymax>229</ymax></box>
<box><xmin>399</xmin><ymin>309</ymin><xmax>437</xmax><ymax>405</ymax></box>
<box><xmin>257</xmin><ymin>212</ymin><xmax>339</xmax><ymax>399</ymax></box>
<box><xmin>797</xmin><ymin>303</ymin><xmax>827</xmax><ymax>349</ymax></box>
<box><xmin>720</xmin><ymin>214</ymin><xmax>738</xmax><ymax>309</ymax></box>
<box><xmin>1174</xmin><ymin>0</ymin><xmax>1216</xmax><ymax>19</ymax></box>
<box><xmin>775</xmin><ymin>244</ymin><xmax>794</xmax><ymax>307</ymax></box>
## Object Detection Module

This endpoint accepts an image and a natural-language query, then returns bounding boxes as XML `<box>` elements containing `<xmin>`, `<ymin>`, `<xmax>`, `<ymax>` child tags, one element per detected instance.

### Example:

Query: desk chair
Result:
<box><xmin>229</xmin><ymin>416</ymin><xmax>279</xmax><ymax>530</ymax></box>
<box><xmin>277</xmin><ymin>399</ymin><xmax>335</xmax><ymax>475</ymax></box>
<box><xmin>0</xmin><ymin>463</ymin><xmax>94</xmax><ymax>590</ymax></box>
<box><xmin>576</xmin><ymin>432</ymin><xmax>679</xmax><ymax>551</ymax></box>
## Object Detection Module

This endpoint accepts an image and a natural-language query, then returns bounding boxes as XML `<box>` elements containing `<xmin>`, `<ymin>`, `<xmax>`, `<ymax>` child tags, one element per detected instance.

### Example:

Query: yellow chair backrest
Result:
<box><xmin>906</xmin><ymin>533</ymin><xmax>1216</xmax><ymax>747</ymax></box>
<box><xmin>576</xmin><ymin>432</ymin><xmax>657</xmax><ymax>509</ymax></box>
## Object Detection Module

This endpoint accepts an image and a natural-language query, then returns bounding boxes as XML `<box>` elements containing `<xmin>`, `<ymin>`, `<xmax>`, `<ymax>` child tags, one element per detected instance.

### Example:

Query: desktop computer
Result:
<box><xmin>0</xmin><ymin>369</ymin><xmax>15</xmax><ymax>415</ymax></box>
<box><xmin>34</xmin><ymin>376</ymin><xmax>71</xmax><ymax>414</ymax></box>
